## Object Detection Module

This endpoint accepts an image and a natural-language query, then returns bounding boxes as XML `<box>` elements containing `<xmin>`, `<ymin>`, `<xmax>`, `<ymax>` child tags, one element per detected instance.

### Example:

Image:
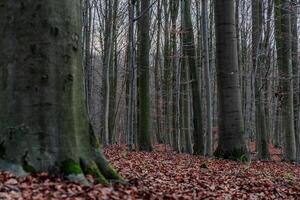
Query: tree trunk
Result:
<box><xmin>214</xmin><ymin>0</ymin><xmax>249</xmax><ymax>160</ymax></box>
<box><xmin>275</xmin><ymin>0</ymin><xmax>296</xmax><ymax>161</ymax></box>
<box><xmin>182</xmin><ymin>0</ymin><xmax>204</xmax><ymax>155</ymax></box>
<box><xmin>202</xmin><ymin>0</ymin><xmax>213</xmax><ymax>157</ymax></box>
<box><xmin>154</xmin><ymin>0</ymin><xmax>163</xmax><ymax>144</ymax></box>
<box><xmin>291</xmin><ymin>0</ymin><xmax>300</xmax><ymax>162</ymax></box>
<box><xmin>170</xmin><ymin>0</ymin><xmax>180</xmax><ymax>152</ymax></box>
<box><xmin>108</xmin><ymin>0</ymin><xmax>119</xmax><ymax>145</ymax></box>
<box><xmin>0</xmin><ymin>0</ymin><xmax>121</xmax><ymax>185</ymax></box>
<box><xmin>163</xmin><ymin>0</ymin><xmax>172</xmax><ymax>146</ymax></box>
<box><xmin>137</xmin><ymin>0</ymin><xmax>152</xmax><ymax>151</ymax></box>
<box><xmin>252</xmin><ymin>0</ymin><xmax>270</xmax><ymax>160</ymax></box>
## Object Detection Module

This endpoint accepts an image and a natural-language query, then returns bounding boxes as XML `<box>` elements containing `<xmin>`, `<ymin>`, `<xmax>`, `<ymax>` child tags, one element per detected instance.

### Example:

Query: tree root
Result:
<box><xmin>0</xmin><ymin>150</ymin><xmax>123</xmax><ymax>186</ymax></box>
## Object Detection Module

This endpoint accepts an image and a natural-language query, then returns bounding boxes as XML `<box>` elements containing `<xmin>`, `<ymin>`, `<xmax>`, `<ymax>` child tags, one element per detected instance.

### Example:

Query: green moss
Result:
<box><xmin>86</xmin><ymin>161</ymin><xmax>109</xmax><ymax>185</ymax></box>
<box><xmin>23</xmin><ymin>163</ymin><xmax>36</xmax><ymax>173</ymax></box>
<box><xmin>214</xmin><ymin>147</ymin><xmax>249</xmax><ymax>162</ymax></box>
<box><xmin>61</xmin><ymin>159</ymin><xmax>82</xmax><ymax>175</ymax></box>
<box><xmin>94</xmin><ymin>150</ymin><xmax>122</xmax><ymax>181</ymax></box>
<box><xmin>105</xmin><ymin>164</ymin><xmax>122</xmax><ymax>180</ymax></box>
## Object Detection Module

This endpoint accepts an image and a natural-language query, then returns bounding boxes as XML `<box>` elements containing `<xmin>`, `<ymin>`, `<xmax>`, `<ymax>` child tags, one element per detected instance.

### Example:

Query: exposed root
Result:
<box><xmin>0</xmin><ymin>149</ymin><xmax>123</xmax><ymax>187</ymax></box>
<box><xmin>93</xmin><ymin>149</ymin><xmax>123</xmax><ymax>180</ymax></box>
<box><xmin>80</xmin><ymin>158</ymin><xmax>109</xmax><ymax>186</ymax></box>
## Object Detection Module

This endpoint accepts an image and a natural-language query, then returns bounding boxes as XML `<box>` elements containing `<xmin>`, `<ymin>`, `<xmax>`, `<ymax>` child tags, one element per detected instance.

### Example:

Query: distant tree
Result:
<box><xmin>252</xmin><ymin>0</ymin><xmax>269</xmax><ymax>160</ymax></box>
<box><xmin>202</xmin><ymin>0</ymin><xmax>213</xmax><ymax>156</ymax></box>
<box><xmin>182</xmin><ymin>0</ymin><xmax>204</xmax><ymax>155</ymax></box>
<box><xmin>170</xmin><ymin>0</ymin><xmax>180</xmax><ymax>152</ymax></box>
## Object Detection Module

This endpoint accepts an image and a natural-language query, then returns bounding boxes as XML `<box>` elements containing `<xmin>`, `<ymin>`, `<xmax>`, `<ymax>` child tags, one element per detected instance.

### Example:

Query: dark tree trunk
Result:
<box><xmin>0</xmin><ymin>0</ymin><xmax>121</xmax><ymax>185</ymax></box>
<box><xmin>214</xmin><ymin>0</ymin><xmax>249</xmax><ymax>160</ymax></box>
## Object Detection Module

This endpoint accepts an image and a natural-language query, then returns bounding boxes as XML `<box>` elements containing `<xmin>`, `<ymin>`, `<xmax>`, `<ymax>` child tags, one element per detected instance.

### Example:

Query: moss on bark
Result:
<box><xmin>85</xmin><ymin>161</ymin><xmax>109</xmax><ymax>185</ymax></box>
<box><xmin>61</xmin><ymin>159</ymin><xmax>83</xmax><ymax>175</ymax></box>
<box><xmin>0</xmin><ymin>0</ymin><xmax>122</xmax><ymax>185</ymax></box>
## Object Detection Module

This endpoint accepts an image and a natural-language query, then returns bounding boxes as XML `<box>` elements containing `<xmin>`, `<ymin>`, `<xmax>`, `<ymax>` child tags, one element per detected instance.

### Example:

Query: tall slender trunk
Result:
<box><xmin>137</xmin><ymin>0</ymin><xmax>152</xmax><ymax>151</ymax></box>
<box><xmin>275</xmin><ymin>0</ymin><xmax>296</xmax><ymax>161</ymax></box>
<box><xmin>163</xmin><ymin>1</ymin><xmax>171</xmax><ymax>145</ymax></box>
<box><xmin>108</xmin><ymin>0</ymin><xmax>119</xmax><ymax>144</ymax></box>
<box><xmin>202</xmin><ymin>0</ymin><xmax>213</xmax><ymax>156</ymax></box>
<box><xmin>154</xmin><ymin>0</ymin><xmax>163</xmax><ymax>144</ymax></box>
<box><xmin>127</xmin><ymin>0</ymin><xmax>136</xmax><ymax>150</ymax></box>
<box><xmin>170</xmin><ymin>0</ymin><xmax>180</xmax><ymax>151</ymax></box>
<box><xmin>291</xmin><ymin>0</ymin><xmax>300</xmax><ymax>162</ymax></box>
<box><xmin>214</xmin><ymin>0</ymin><xmax>249</xmax><ymax>160</ymax></box>
<box><xmin>182</xmin><ymin>0</ymin><xmax>204</xmax><ymax>155</ymax></box>
<box><xmin>252</xmin><ymin>0</ymin><xmax>269</xmax><ymax>160</ymax></box>
<box><xmin>103</xmin><ymin>0</ymin><xmax>114</xmax><ymax>146</ymax></box>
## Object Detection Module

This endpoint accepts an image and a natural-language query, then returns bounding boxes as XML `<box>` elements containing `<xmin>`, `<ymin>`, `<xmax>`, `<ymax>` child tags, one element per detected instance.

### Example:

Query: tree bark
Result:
<box><xmin>275</xmin><ymin>0</ymin><xmax>296</xmax><ymax>161</ymax></box>
<box><xmin>202</xmin><ymin>0</ymin><xmax>213</xmax><ymax>157</ymax></box>
<box><xmin>0</xmin><ymin>0</ymin><xmax>121</xmax><ymax>185</ymax></box>
<box><xmin>182</xmin><ymin>0</ymin><xmax>204</xmax><ymax>155</ymax></box>
<box><xmin>137</xmin><ymin>0</ymin><xmax>152</xmax><ymax>151</ymax></box>
<box><xmin>214</xmin><ymin>0</ymin><xmax>249</xmax><ymax>160</ymax></box>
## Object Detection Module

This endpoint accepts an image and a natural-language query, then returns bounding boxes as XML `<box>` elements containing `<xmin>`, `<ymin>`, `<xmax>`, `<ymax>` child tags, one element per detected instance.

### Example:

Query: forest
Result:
<box><xmin>0</xmin><ymin>0</ymin><xmax>300</xmax><ymax>199</ymax></box>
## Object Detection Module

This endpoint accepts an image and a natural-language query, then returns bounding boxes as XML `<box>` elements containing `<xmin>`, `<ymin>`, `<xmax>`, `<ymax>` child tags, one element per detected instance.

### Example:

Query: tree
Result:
<box><xmin>275</xmin><ymin>0</ymin><xmax>296</xmax><ymax>161</ymax></box>
<box><xmin>182</xmin><ymin>0</ymin><xmax>204</xmax><ymax>155</ymax></box>
<box><xmin>163</xmin><ymin>0</ymin><xmax>172</xmax><ymax>146</ymax></box>
<box><xmin>0</xmin><ymin>0</ymin><xmax>121</xmax><ymax>185</ymax></box>
<box><xmin>137</xmin><ymin>0</ymin><xmax>153</xmax><ymax>151</ymax></box>
<box><xmin>214</xmin><ymin>0</ymin><xmax>249</xmax><ymax>160</ymax></box>
<box><xmin>154</xmin><ymin>0</ymin><xmax>163</xmax><ymax>144</ymax></box>
<box><xmin>202</xmin><ymin>0</ymin><xmax>213</xmax><ymax>156</ymax></box>
<box><xmin>252</xmin><ymin>0</ymin><xmax>269</xmax><ymax>160</ymax></box>
<box><xmin>171</xmin><ymin>0</ymin><xmax>180</xmax><ymax>152</ymax></box>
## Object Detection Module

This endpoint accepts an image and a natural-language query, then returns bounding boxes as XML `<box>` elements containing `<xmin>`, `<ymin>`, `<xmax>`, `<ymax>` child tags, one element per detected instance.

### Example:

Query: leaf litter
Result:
<box><xmin>0</xmin><ymin>144</ymin><xmax>299</xmax><ymax>199</ymax></box>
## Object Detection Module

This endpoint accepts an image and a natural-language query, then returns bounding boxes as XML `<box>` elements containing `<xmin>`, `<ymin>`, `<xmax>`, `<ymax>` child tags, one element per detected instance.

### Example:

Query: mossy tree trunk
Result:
<box><xmin>214</xmin><ymin>0</ymin><xmax>249</xmax><ymax>160</ymax></box>
<box><xmin>0</xmin><ymin>0</ymin><xmax>121</xmax><ymax>185</ymax></box>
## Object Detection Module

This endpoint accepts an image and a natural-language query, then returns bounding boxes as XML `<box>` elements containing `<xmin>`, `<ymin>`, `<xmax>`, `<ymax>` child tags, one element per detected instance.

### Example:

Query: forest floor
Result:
<box><xmin>0</xmin><ymin>144</ymin><xmax>300</xmax><ymax>199</ymax></box>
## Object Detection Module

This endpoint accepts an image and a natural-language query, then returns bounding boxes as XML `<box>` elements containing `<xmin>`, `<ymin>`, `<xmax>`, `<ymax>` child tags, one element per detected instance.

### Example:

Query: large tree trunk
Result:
<box><xmin>214</xmin><ymin>0</ymin><xmax>249</xmax><ymax>160</ymax></box>
<box><xmin>0</xmin><ymin>0</ymin><xmax>121</xmax><ymax>185</ymax></box>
